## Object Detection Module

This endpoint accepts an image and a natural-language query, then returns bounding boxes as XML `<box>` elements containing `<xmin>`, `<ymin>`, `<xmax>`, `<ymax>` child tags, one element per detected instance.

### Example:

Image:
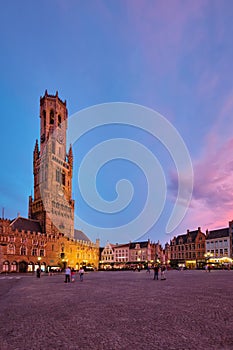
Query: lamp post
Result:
<box><xmin>37</xmin><ymin>256</ymin><xmax>41</xmax><ymax>278</ymax></box>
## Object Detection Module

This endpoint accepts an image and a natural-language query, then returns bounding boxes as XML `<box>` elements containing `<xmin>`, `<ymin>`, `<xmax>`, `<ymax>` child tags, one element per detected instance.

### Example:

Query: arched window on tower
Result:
<box><xmin>50</xmin><ymin>110</ymin><xmax>54</xmax><ymax>124</ymax></box>
<box><xmin>43</xmin><ymin>110</ymin><xmax>46</xmax><ymax>129</ymax></box>
<box><xmin>62</xmin><ymin>171</ymin><xmax>66</xmax><ymax>186</ymax></box>
<box><xmin>58</xmin><ymin>115</ymin><xmax>62</xmax><ymax>128</ymax></box>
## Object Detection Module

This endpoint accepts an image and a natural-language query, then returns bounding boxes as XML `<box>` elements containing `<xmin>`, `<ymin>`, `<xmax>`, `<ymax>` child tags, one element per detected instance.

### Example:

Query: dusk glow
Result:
<box><xmin>1</xmin><ymin>0</ymin><xmax>233</xmax><ymax>245</ymax></box>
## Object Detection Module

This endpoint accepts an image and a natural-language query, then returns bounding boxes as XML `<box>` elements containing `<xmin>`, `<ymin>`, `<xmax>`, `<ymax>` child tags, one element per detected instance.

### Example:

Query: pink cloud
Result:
<box><xmin>173</xmin><ymin>136</ymin><xmax>233</xmax><ymax>234</ymax></box>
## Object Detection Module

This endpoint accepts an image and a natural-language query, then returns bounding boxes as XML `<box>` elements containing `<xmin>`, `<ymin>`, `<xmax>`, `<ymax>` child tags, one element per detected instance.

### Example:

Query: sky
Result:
<box><xmin>1</xmin><ymin>0</ymin><xmax>233</xmax><ymax>246</ymax></box>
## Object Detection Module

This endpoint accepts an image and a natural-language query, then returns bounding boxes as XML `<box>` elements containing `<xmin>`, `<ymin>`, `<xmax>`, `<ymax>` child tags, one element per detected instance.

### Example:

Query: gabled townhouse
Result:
<box><xmin>99</xmin><ymin>241</ymin><xmax>115</xmax><ymax>269</ymax></box>
<box><xmin>205</xmin><ymin>227</ymin><xmax>232</xmax><ymax>266</ymax></box>
<box><xmin>129</xmin><ymin>240</ymin><xmax>152</xmax><ymax>264</ymax></box>
<box><xmin>114</xmin><ymin>243</ymin><xmax>130</xmax><ymax>265</ymax></box>
<box><xmin>170</xmin><ymin>227</ymin><xmax>206</xmax><ymax>269</ymax></box>
<box><xmin>150</xmin><ymin>241</ymin><xmax>164</xmax><ymax>264</ymax></box>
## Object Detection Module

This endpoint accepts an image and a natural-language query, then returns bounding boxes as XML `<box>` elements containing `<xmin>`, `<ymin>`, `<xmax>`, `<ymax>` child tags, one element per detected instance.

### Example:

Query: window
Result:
<box><xmin>62</xmin><ymin>171</ymin><xmax>65</xmax><ymax>186</ymax></box>
<box><xmin>58</xmin><ymin>115</ymin><xmax>62</xmax><ymax>128</ymax></box>
<box><xmin>11</xmin><ymin>262</ymin><xmax>17</xmax><ymax>272</ymax></box>
<box><xmin>39</xmin><ymin>249</ymin><xmax>45</xmax><ymax>257</ymax></box>
<box><xmin>32</xmin><ymin>248</ymin><xmax>38</xmax><ymax>256</ymax></box>
<box><xmin>20</xmin><ymin>246</ymin><xmax>27</xmax><ymax>255</ymax></box>
<box><xmin>7</xmin><ymin>244</ymin><xmax>15</xmax><ymax>255</ymax></box>
<box><xmin>50</xmin><ymin>110</ymin><xmax>54</xmax><ymax>124</ymax></box>
<box><xmin>43</xmin><ymin>110</ymin><xmax>46</xmax><ymax>129</ymax></box>
<box><xmin>3</xmin><ymin>262</ymin><xmax>9</xmax><ymax>272</ymax></box>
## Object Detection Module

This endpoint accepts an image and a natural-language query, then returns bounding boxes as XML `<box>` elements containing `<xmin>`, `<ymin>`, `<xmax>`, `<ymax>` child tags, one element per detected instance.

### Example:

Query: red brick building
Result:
<box><xmin>170</xmin><ymin>227</ymin><xmax>206</xmax><ymax>269</ymax></box>
<box><xmin>0</xmin><ymin>91</ymin><xmax>99</xmax><ymax>273</ymax></box>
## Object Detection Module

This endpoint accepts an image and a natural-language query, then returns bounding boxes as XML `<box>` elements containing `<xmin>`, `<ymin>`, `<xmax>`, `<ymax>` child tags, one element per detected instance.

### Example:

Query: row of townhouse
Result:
<box><xmin>99</xmin><ymin>240</ymin><xmax>166</xmax><ymax>269</ymax></box>
<box><xmin>169</xmin><ymin>221</ymin><xmax>233</xmax><ymax>269</ymax></box>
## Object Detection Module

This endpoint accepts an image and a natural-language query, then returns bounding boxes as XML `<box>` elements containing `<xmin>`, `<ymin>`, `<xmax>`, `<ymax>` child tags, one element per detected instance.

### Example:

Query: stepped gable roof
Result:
<box><xmin>206</xmin><ymin>227</ymin><xmax>229</xmax><ymax>240</ymax></box>
<box><xmin>10</xmin><ymin>217</ymin><xmax>42</xmax><ymax>233</ymax></box>
<box><xmin>74</xmin><ymin>229</ymin><xmax>91</xmax><ymax>243</ymax></box>
<box><xmin>129</xmin><ymin>241</ymin><xmax>149</xmax><ymax>249</ymax></box>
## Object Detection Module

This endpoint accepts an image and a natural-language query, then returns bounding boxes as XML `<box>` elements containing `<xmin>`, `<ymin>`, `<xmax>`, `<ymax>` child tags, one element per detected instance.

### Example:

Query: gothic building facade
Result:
<box><xmin>0</xmin><ymin>91</ymin><xmax>99</xmax><ymax>273</ymax></box>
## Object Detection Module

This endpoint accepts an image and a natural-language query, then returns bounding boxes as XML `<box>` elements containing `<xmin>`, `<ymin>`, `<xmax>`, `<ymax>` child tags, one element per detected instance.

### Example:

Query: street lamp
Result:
<box><xmin>37</xmin><ymin>257</ymin><xmax>42</xmax><ymax>277</ymax></box>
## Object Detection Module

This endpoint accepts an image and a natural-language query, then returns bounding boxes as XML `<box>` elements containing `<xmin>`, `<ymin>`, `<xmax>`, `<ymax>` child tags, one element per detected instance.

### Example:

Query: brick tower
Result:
<box><xmin>28</xmin><ymin>90</ymin><xmax>75</xmax><ymax>238</ymax></box>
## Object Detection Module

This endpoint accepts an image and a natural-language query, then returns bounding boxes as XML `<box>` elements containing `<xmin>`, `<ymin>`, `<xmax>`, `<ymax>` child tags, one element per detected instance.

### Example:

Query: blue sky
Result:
<box><xmin>1</xmin><ymin>0</ymin><xmax>233</xmax><ymax>245</ymax></box>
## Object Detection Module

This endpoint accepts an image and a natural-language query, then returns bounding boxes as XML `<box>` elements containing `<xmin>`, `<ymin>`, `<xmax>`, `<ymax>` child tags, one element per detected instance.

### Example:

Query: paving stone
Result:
<box><xmin>0</xmin><ymin>270</ymin><xmax>232</xmax><ymax>350</ymax></box>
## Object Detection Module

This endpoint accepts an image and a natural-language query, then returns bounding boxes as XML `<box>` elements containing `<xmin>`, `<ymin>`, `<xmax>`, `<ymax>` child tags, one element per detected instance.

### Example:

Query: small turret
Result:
<box><xmin>33</xmin><ymin>140</ymin><xmax>39</xmax><ymax>162</ymax></box>
<box><xmin>68</xmin><ymin>145</ymin><xmax>73</xmax><ymax>168</ymax></box>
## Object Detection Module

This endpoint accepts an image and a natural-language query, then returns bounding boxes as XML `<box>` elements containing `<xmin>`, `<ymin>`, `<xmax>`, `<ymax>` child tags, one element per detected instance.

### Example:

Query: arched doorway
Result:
<box><xmin>2</xmin><ymin>261</ymin><xmax>10</xmax><ymax>272</ymax></box>
<box><xmin>11</xmin><ymin>261</ymin><xmax>18</xmax><ymax>272</ymax></box>
<box><xmin>28</xmin><ymin>262</ymin><xmax>34</xmax><ymax>272</ymax></box>
<box><xmin>19</xmin><ymin>261</ymin><xmax>27</xmax><ymax>273</ymax></box>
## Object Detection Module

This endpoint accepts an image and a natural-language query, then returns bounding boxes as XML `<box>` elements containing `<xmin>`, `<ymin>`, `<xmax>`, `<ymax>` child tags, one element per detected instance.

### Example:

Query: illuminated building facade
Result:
<box><xmin>0</xmin><ymin>91</ymin><xmax>99</xmax><ymax>272</ymax></box>
<box><xmin>170</xmin><ymin>227</ymin><xmax>206</xmax><ymax>269</ymax></box>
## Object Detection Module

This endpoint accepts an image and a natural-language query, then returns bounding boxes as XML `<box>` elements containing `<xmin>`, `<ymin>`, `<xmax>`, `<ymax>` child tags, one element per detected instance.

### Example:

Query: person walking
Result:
<box><xmin>36</xmin><ymin>267</ymin><xmax>41</xmax><ymax>278</ymax></box>
<box><xmin>161</xmin><ymin>265</ymin><xmax>166</xmax><ymax>280</ymax></box>
<box><xmin>64</xmin><ymin>266</ymin><xmax>71</xmax><ymax>283</ymax></box>
<box><xmin>79</xmin><ymin>267</ymin><xmax>84</xmax><ymax>282</ymax></box>
<box><xmin>71</xmin><ymin>268</ymin><xmax>75</xmax><ymax>282</ymax></box>
<box><xmin>153</xmin><ymin>264</ymin><xmax>159</xmax><ymax>280</ymax></box>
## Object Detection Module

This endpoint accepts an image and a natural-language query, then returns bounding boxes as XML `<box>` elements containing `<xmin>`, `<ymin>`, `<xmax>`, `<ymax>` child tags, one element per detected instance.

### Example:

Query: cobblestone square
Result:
<box><xmin>0</xmin><ymin>270</ymin><xmax>232</xmax><ymax>350</ymax></box>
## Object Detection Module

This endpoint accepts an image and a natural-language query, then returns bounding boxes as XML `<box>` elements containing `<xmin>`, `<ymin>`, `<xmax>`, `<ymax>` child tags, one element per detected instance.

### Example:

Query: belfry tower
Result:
<box><xmin>28</xmin><ymin>90</ymin><xmax>75</xmax><ymax>238</ymax></box>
